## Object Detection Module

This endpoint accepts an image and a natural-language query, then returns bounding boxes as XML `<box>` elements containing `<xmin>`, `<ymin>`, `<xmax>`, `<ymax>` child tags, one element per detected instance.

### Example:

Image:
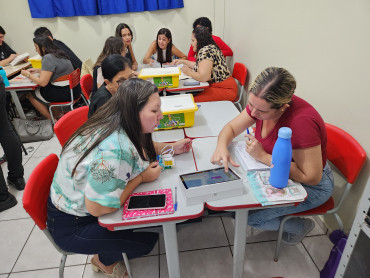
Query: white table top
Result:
<box><xmin>3</xmin><ymin>62</ymin><xmax>31</xmax><ymax>77</ymax></box>
<box><xmin>165</xmin><ymin>79</ymin><xmax>209</xmax><ymax>93</ymax></box>
<box><xmin>152</xmin><ymin>128</ymin><xmax>185</xmax><ymax>143</ymax></box>
<box><xmin>99</xmin><ymin>150</ymin><xmax>204</xmax><ymax>230</ymax></box>
<box><xmin>184</xmin><ymin>101</ymin><xmax>241</xmax><ymax>138</ymax></box>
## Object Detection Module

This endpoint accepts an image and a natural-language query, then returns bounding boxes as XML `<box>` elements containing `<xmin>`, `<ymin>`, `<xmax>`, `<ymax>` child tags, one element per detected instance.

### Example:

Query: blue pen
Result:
<box><xmin>246</xmin><ymin>127</ymin><xmax>250</xmax><ymax>135</ymax></box>
<box><xmin>246</xmin><ymin>128</ymin><xmax>252</xmax><ymax>146</ymax></box>
<box><xmin>174</xmin><ymin>187</ymin><xmax>178</xmax><ymax>211</ymax></box>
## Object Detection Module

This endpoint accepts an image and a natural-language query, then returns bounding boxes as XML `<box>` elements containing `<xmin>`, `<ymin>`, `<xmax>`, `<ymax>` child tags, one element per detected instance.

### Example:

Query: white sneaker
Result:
<box><xmin>282</xmin><ymin>218</ymin><xmax>315</xmax><ymax>245</ymax></box>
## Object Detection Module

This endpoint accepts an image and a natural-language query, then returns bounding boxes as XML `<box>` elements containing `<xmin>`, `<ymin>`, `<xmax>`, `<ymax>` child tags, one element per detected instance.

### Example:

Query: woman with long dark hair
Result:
<box><xmin>143</xmin><ymin>28</ymin><xmax>186</xmax><ymax>65</ymax></box>
<box><xmin>174</xmin><ymin>27</ymin><xmax>237</xmax><ymax>102</ymax></box>
<box><xmin>47</xmin><ymin>78</ymin><xmax>192</xmax><ymax>277</ymax></box>
<box><xmin>21</xmin><ymin>36</ymin><xmax>76</xmax><ymax>120</ymax></box>
<box><xmin>115</xmin><ymin>23</ymin><xmax>138</xmax><ymax>71</ymax></box>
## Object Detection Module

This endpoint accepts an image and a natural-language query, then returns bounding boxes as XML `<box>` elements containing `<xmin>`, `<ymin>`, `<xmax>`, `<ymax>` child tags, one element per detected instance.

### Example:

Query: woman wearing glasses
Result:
<box><xmin>115</xmin><ymin>23</ymin><xmax>138</xmax><ymax>71</ymax></box>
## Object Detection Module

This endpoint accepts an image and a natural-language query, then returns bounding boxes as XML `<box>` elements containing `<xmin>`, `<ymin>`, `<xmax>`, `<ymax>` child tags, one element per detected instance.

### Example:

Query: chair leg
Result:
<box><xmin>122</xmin><ymin>253</ymin><xmax>133</xmax><ymax>278</ymax></box>
<box><xmin>237</xmin><ymin>102</ymin><xmax>242</xmax><ymax>112</ymax></box>
<box><xmin>59</xmin><ymin>254</ymin><xmax>68</xmax><ymax>278</ymax></box>
<box><xmin>49</xmin><ymin>106</ymin><xmax>56</xmax><ymax>125</ymax></box>
<box><xmin>274</xmin><ymin>215</ymin><xmax>293</xmax><ymax>262</ymax></box>
<box><xmin>333</xmin><ymin>213</ymin><xmax>344</xmax><ymax>231</ymax></box>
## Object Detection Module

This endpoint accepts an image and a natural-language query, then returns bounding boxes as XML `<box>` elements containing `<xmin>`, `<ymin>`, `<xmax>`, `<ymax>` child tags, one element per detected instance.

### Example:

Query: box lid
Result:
<box><xmin>139</xmin><ymin>67</ymin><xmax>181</xmax><ymax>78</ymax></box>
<box><xmin>160</xmin><ymin>94</ymin><xmax>198</xmax><ymax>114</ymax></box>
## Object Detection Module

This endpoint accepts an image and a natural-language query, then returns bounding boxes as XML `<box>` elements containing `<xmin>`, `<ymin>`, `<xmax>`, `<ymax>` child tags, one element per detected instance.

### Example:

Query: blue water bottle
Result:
<box><xmin>0</xmin><ymin>66</ymin><xmax>10</xmax><ymax>87</ymax></box>
<box><xmin>269</xmin><ymin>127</ymin><xmax>292</xmax><ymax>189</ymax></box>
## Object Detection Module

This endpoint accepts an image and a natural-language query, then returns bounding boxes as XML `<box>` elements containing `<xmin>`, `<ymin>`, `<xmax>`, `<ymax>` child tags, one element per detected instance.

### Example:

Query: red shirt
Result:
<box><xmin>188</xmin><ymin>35</ymin><xmax>233</xmax><ymax>62</ymax></box>
<box><xmin>246</xmin><ymin>95</ymin><xmax>327</xmax><ymax>167</ymax></box>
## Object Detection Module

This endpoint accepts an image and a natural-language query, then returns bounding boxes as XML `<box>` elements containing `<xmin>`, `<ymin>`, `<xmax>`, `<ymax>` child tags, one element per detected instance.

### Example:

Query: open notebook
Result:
<box><xmin>122</xmin><ymin>189</ymin><xmax>174</xmax><ymax>220</ymax></box>
<box><xmin>9</xmin><ymin>53</ymin><xmax>30</xmax><ymax>66</ymax></box>
<box><xmin>229</xmin><ymin>141</ymin><xmax>270</xmax><ymax>172</ymax></box>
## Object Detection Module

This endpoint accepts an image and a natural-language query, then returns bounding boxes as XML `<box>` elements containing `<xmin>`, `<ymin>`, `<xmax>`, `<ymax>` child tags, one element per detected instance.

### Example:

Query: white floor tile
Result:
<box><xmin>13</xmin><ymin>226</ymin><xmax>87</xmax><ymax>272</ymax></box>
<box><xmin>31</xmin><ymin>136</ymin><xmax>61</xmax><ymax>158</ymax></box>
<box><xmin>160</xmin><ymin>247</ymin><xmax>233</xmax><ymax>278</ymax></box>
<box><xmin>8</xmin><ymin>265</ymin><xmax>85</xmax><ymax>278</ymax></box>
<box><xmin>84</xmin><ymin>255</ymin><xmax>159</xmax><ymax>278</ymax></box>
<box><xmin>0</xmin><ymin>187</ymin><xmax>29</xmax><ymax>221</ymax></box>
<box><xmin>302</xmin><ymin>235</ymin><xmax>333</xmax><ymax>270</ymax></box>
<box><xmin>0</xmin><ymin>218</ymin><xmax>35</xmax><ymax>274</ymax></box>
<box><xmin>243</xmin><ymin>241</ymin><xmax>319</xmax><ymax>278</ymax></box>
<box><xmin>0</xmin><ymin>274</ymin><xmax>8</xmax><ymax>278</ymax></box>
<box><xmin>22</xmin><ymin>141</ymin><xmax>42</xmax><ymax>159</ymax></box>
<box><xmin>159</xmin><ymin>217</ymin><xmax>228</xmax><ymax>254</ymax></box>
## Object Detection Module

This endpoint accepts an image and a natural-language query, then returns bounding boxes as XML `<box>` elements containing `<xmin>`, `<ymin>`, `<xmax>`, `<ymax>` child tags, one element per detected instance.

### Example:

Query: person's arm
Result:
<box><xmin>21</xmin><ymin>69</ymin><xmax>52</xmax><ymax>87</ymax></box>
<box><xmin>85</xmin><ymin>161</ymin><xmax>162</xmax><ymax>217</ymax></box>
<box><xmin>96</xmin><ymin>67</ymin><xmax>104</xmax><ymax>89</ymax></box>
<box><xmin>173</xmin><ymin>59</ymin><xmax>196</xmax><ymax>68</ymax></box>
<box><xmin>154</xmin><ymin>139</ymin><xmax>192</xmax><ymax>155</ymax></box>
<box><xmin>0</xmin><ymin>54</ymin><xmax>17</xmax><ymax>67</ymax></box>
<box><xmin>143</xmin><ymin>41</ymin><xmax>157</xmax><ymax>64</ymax></box>
<box><xmin>211</xmin><ymin>109</ymin><xmax>256</xmax><ymax>171</ymax></box>
<box><xmin>182</xmin><ymin>59</ymin><xmax>212</xmax><ymax>82</ymax></box>
<box><xmin>171</xmin><ymin>45</ymin><xmax>187</xmax><ymax>60</ymax></box>
<box><xmin>187</xmin><ymin>44</ymin><xmax>196</xmax><ymax>62</ymax></box>
<box><xmin>128</xmin><ymin>45</ymin><xmax>138</xmax><ymax>71</ymax></box>
<box><xmin>213</xmin><ymin>36</ymin><xmax>233</xmax><ymax>57</ymax></box>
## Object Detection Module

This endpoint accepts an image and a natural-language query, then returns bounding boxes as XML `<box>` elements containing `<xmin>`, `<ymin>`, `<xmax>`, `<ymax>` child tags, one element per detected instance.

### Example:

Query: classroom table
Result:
<box><xmin>3</xmin><ymin>62</ymin><xmax>31</xmax><ymax>78</ymax></box>
<box><xmin>5</xmin><ymin>80</ymin><xmax>38</xmax><ymax>119</ymax></box>
<box><xmin>99</xmin><ymin>150</ymin><xmax>204</xmax><ymax>278</ymax></box>
<box><xmin>184</xmin><ymin>101</ymin><xmax>241</xmax><ymax>139</ymax></box>
<box><xmin>191</xmin><ymin>137</ymin><xmax>307</xmax><ymax>278</ymax></box>
<box><xmin>152</xmin><ymin>128</ymin><xmax>185</xmax><ymax>143</ymax></box>
<box><xmin>165</xmin><ymin>78</ymin><xmax>209</xmax><ymax>95</ymax></box>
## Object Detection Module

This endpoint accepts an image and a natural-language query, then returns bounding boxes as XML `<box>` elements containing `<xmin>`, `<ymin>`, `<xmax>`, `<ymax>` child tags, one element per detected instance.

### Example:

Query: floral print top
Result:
<box><xmin>50</xmin><ymin>130</ymin><xmax>149</xmax><ymax>216</ymax></box>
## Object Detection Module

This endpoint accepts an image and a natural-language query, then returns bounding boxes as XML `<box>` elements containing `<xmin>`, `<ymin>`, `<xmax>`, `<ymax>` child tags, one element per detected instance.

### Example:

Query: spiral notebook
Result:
<box><xmin>122</xmin><ymin>189</ymin><xmax>174</xmax><ymax>220</ymax></box>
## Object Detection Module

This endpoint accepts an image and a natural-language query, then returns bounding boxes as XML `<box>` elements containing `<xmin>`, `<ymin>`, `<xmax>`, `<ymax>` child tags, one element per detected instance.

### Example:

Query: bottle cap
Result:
<box><xmin>278</xmin><ymin>127</ymin><xmax>292</xmax><ymax>139</ymax></box>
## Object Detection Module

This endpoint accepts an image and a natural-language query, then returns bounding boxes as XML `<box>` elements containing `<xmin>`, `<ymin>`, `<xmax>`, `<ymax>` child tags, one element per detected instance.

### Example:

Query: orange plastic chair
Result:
<box><xmin>232</xmin><ymin>63</ymin><xmax>248</xmax><ymax>111</ymax></box>
<box><xmin>22</xmin><ymin>154</ymin><xmax>133</xmax><ymax>278</ymax></box>
<box><xmin>80</xmin><ymin>74</ymin><xmax>93</xmax><ymax>105</ymax></box>
<box><xmin>54</xmin><ymin>106</ymin><xmax>89</xmax><ymax>147</ymax></box>
<box><xmin>274</xmin><ymin>123</ymin><xmax>367</xmax><ymax>261</ymax></box>
<box><xmin>49</xmin><ymin>68</ymin><xmax>81</xmax><ymax>124</ymax></box>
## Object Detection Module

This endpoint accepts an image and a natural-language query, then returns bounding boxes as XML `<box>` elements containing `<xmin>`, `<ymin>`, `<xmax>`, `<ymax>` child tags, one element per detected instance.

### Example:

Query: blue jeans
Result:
<box><xmin>47</xmin><ymin>198</ymin><xmax>158</xmax><ymax>266</ymax></box>
<box><xmin>248</xmin><ymin>163</ymin><xmax>334</xmax><ymax>234</ymax></box>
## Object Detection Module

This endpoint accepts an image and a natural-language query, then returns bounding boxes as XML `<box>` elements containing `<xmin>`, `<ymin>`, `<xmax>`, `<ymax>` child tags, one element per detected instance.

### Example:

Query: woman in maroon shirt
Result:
<box><xmin>211</xmin><ymin>67</ymin><xmax>334</xmax><ymax>245</ymax></box>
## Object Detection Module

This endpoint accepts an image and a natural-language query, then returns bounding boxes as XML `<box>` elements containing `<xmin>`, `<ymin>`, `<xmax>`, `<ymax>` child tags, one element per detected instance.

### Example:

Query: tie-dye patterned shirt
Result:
<box><xmin>50</xmin><ymin>130</ymin><xmax>149</xmax><ymax>216</ymax></box>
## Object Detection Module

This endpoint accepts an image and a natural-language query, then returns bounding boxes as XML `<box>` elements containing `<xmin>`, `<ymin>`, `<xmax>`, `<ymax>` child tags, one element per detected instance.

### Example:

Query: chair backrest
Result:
<box><xmin>80</xmin><ymin>74</ymin><xmax>93</xmax><ymax>101</ymax></box>
<box><xmin>325</xmin><ymin>123</ymin><xmax>366</xmax><ymax>184</ymax></box>
<box><xmin>22</xmin><ymin>154</ymin><xmax>59</xmax><ymax>230</ymax></box>
<box><xmin>54</xmin><ymin>106</ymin><xmax>89</xmax><ymax>147</ymax></box>
<box><xmin>69</xmin><ymin>68</ymin><xmax>80</xmax><ymax>89</ymax></box>
<box><xmin>232</xmin><ymin>62</ymin><xmax>247</xmax><ymax>86</ymax></box>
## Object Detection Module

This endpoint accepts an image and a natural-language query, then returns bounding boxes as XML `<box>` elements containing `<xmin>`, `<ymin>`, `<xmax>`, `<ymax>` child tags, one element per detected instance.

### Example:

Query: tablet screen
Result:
<box><xmin>180</xmin><ymin>167</ymin><xmax>240</xmax><ymax>189</ymax></box>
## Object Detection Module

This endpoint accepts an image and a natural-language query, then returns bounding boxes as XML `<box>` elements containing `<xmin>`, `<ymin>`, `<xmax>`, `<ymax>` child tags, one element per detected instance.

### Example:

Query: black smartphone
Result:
<box><xmin>183</xmin><ymin>81</ymin><xmax>200</xmax><ymax>86</ymax></box>
<box><xmin>127</xmin><ymin>194</ymin><xmax>166</xmax><ymax>210</ymax></box>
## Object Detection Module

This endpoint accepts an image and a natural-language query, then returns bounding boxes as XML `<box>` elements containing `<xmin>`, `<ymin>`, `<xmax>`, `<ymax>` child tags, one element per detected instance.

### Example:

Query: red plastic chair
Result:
<box><xmin>232</xmin><ymin>63</ymin><xmax>248</xmax><ymax>111</ymax></box>
<box><xmin>54</xmin><ymin>106</ymin><xmax>89</xmax><ymax>147</ymax></box>
<box><xmin>49</xmin><ymin>68</ymin><xmax>81</xmax><ymax>124</ymax></box>
<box><xmin>22</xmin><ymin>154</ymin><xmax>133</xmax><ymax>278</ymax></box>
<box><xmin>274</xmin><ymin>123</ymin><xmax>367</xmax><ymax>261</ymax></box>
<box><xmin>80</xmin><ymin>74</ymin><xmax>93</xmax><ymax>105</ymax></box>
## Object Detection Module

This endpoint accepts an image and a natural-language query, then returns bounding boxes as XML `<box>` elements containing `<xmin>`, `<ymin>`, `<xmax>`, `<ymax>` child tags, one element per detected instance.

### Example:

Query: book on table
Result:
<box><xmin>122</xmin><ymin>188</ymin><xmax>175</xmax><ymax>220</ymax></box>
<box><xmin>9</xmin><ymin>53</ymin><xmax>30</xmax><ymax>66</ymax></box>
<box><xmin>229</xmin><ymin>141</ymin><xmax>270</xmax><ymax>172</ymax></box>
<box><xmin>247</xmin><ymin>170</ymin><xmax>307</xmax><ymax>206</ymax></box>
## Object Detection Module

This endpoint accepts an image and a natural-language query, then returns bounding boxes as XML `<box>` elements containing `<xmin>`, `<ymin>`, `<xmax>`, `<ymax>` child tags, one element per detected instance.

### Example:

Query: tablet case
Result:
<box><xmin>122</xmin><ymin>189</ymin><xmax>174</xmax><ymax>220</ymax></box>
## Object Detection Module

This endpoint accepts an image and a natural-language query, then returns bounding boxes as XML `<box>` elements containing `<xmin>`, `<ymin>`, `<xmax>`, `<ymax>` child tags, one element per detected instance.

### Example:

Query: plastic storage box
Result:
<box><xmin>157</xmin><ymin>94</ymin><xmax>198</xmax><ymax>130</ymax></box>
<box><xmin>29</xmin><ymin>57</ymin><xmax>42</xmax><ymax>69</ymax></box>
<box><xmin>138</xmin><ymin>67</ymin><xmax>180</xmax><ymax>88</ymax></box>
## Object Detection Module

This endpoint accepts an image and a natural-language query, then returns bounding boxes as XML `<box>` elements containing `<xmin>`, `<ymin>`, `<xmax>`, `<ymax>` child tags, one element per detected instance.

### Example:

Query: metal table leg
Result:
<box><xmin>163</xmin><ymin>222</ymin><xmax>181</xmax><ymax>278</ymax></box>
<box><xmin>233</xmin><ymin>209</ymin><xmax>248</xmax><ymax>278</ymax></box>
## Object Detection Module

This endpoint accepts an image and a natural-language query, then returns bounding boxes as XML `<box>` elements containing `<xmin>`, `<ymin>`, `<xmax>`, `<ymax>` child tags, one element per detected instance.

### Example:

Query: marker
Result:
<box><xmin>174</xmin><ymin>187</ymin><xmax>178</xmax><ymax>211</ymax></box>
<box><xmin>246</xmin><ymin>127</ymin><xmax>252</xmax><ymax>146</ymax></box>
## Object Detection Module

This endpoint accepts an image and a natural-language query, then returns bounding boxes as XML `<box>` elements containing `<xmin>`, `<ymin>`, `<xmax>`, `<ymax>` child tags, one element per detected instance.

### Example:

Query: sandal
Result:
<box><xmin>91</xmin><ymin>257</ymin><xmax>128</xmax><ymax>278</ymax></box>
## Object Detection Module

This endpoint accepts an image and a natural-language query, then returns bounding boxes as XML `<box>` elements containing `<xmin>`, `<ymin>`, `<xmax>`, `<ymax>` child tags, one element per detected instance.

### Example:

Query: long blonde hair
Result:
<box><xmin>249</xmin><ymin>67</ymin><xmax>296</xmax><ymax>109</ymax></box>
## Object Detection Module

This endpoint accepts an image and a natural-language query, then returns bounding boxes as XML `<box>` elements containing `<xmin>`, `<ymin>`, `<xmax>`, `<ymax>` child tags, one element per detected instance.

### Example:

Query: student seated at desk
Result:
<box><xmin>187</xmin><ymin>17</ymin><xmax>233</xmax><ymax>62</ymax></box>
<box><xmin>0</xmin><ymin>26</ymin><xmax>27</xmax><ymax>67</ymax></box>
<box><xmin>47</xmin><ymin>78</ymin><xmax>192</xmax><ymax>277</ymax></box>
<box><xmin>174</xmin><ymin>27</ymin><xmax>237</xmax><ymax>102</ymax></box>
<box><xmin>211</xmin><ymin>67</ymin><xmax>334</xmax><ymax>245</ymax></box>
<box><xmin>88</xmin><ymin>54</ymin><xmax>134</xmax><ymax>118</ymax></box>
<box><xmin>143</xmin><ymin>28</ymin><xmax>186</xmax><ymax>66</ymax></box>
<box><xmin>93</xmin><ymin>36</ymin><xmax>125</xmax><ymax>92</ymax></box>
<box><xmin>34</xmin><ymin>27</ymin><xmax>82</xmax><ymax>70</ymax></box>
<box><xmin>21</xmin><ymin>36</ymin><xmax>78</xmax><ymax>120</ymax></box>
<box><xmin>115</xmin><ymin>23</ymin><xmax>138</xmax><ymax>71</ymax></box>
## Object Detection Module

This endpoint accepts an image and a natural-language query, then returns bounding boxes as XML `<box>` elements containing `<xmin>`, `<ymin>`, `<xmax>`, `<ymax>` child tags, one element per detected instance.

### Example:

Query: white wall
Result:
<box><xmin>224</xmin><ymin>0</ymin><xmax>370</xmax><ymax>231</ymax></box>
<box><xmin>1</xmin><ymin>0</ymin><xmax>369</xmax><ymax>231</ymax></box>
